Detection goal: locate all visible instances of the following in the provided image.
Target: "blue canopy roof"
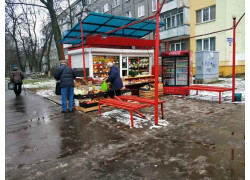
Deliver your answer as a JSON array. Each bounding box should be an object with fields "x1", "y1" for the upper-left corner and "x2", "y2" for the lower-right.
[{"x1": 60, "y1": 12, "x2": 166, "y2": 45}]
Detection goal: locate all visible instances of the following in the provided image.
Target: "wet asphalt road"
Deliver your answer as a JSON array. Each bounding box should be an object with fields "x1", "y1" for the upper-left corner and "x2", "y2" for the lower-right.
[{"x1": 5, "y1": 82, "x2": 245, "y2": 180}]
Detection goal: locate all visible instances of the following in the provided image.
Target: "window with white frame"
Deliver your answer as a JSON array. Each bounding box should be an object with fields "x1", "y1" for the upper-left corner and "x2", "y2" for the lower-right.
[
  {"x1": 138, "y1": 5, "x2": 145, "y2": 17},
  {"x1": 125, "y1": 11, "x2": 132, "y2": 18},
  {"x1": 196, "y1": 5, "x2": 216, "y2": 24},
  {"x1": 103, "y1": 3, "x2": 109, "y2": 13},
  {"x1": 161, "y1": 8, "x2": 183, "y2": 30},
  {"x1": 196, "y1": 37, "x2": 216, "y2": 51},
  {"x1": 170, "y1": 42, "x2": 186, "y2": 51},
  {"x1": 113, "y1": 0, "x2": 120, "y2": 8},
  {"x1": 152, "y1": 0, "x2": 157, "y2": 12}
]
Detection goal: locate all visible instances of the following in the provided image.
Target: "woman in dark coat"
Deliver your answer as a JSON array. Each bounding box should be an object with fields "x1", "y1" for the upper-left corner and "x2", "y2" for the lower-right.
[{"x1": 106, "y1": 62, "x2": 123, "y2": 97}]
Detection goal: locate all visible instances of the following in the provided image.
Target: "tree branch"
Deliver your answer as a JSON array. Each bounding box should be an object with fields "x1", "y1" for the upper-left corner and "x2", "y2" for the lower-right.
[{"x1": 5, "y1": 2, "x2": 47, "y2": 8}]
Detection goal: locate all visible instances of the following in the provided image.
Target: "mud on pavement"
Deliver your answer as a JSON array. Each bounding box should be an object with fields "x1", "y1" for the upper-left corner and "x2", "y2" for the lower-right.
[{"x1": 5, "y1": 92, "x2": 244, "y2": 180}]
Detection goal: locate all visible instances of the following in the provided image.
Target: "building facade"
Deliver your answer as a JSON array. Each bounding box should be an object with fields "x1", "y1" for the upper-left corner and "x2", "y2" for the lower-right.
[
  {"x1": 159, "y1": 0, "x2": 190, "y2": 54},
  {"x1": 189, "y1": 0, "x2": 245, "y2": 76}
]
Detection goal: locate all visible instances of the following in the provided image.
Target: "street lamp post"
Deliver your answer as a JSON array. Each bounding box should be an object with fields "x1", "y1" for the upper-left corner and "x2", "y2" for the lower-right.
[{"x1": 232, "y1": 16, "x2": 236, "y2": 102}]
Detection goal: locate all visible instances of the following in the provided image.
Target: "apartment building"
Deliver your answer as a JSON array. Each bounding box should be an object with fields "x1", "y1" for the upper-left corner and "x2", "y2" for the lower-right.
[
  {"x1": 159, "y1": 0, "x2": 190, "y2": 53},
  {"x1": 189, "y1": 0, "x2": 245, "y2": 76}
]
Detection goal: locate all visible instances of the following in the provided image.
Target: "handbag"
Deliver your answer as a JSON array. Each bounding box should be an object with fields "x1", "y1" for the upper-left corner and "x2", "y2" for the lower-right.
[
  {"x1": 55, "y1": 81, "x2": 61, "y2": 95},
  {"x1": 8, "y1": 82, "x2": 15, "y2": 90}
]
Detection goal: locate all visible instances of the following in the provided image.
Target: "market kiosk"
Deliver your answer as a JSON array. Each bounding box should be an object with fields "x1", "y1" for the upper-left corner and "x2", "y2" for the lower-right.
[{"x1": 60, "y1": 11, "x2": 165, "y2": 125}]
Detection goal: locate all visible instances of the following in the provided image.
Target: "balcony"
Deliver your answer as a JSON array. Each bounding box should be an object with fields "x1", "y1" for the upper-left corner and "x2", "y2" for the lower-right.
[
  {"x1": 161, "y1": 0, "x2": 189, "y2": 13},
  {"x1": 161, "y1": 0, "x2": 177, "y2": 13},
  {"x1": 160, "y1": 24, "x2": 190, "y2": 40}
]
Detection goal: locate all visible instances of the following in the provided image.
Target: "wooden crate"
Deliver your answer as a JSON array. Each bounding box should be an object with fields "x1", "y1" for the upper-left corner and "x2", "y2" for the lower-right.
[
  {"x1": 139, "y1": 87, "x2": 164, "y2": 98},
  {"x1": 75, "y1": 104, "x2": 109, "y2": 113},
  {"x1": 139, "y1": 90, "x2": 154, "y2": 98}
]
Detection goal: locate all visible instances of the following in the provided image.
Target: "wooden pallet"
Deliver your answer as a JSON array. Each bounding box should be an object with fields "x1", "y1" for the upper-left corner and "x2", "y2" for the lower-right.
[{"x1": 75, "y1": 104, "x2": 109, "y2": 113}]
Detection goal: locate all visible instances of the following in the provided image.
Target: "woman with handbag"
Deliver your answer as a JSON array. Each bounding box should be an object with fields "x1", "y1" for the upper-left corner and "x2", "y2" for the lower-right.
[{"x1": 10, "y1": 64, "x2": 24, "y2": 97}]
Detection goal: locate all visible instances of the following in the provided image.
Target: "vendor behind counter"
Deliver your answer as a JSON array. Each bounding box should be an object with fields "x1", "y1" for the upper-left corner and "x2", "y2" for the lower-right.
[{"x1": 106, "y1": 62, "x2": 123, "y2": 97}]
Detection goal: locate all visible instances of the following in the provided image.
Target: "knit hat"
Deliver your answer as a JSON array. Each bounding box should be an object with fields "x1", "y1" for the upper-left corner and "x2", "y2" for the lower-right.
[{"x1": 107, "y1": 62, "x2": 113, "y2": 67}]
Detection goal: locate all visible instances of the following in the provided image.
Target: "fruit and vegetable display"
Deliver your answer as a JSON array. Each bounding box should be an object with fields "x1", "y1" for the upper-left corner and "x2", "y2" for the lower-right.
[
  {"x1": 128, "y1": 57, "x2": 149, "y2": 76},
  {"x1": 93, "y1": 55, "x2": 119, "y2": 78},
  {"x1": 123, "y1": 76, "x2": 155, "y2": 85},
  {"x1": 74, "y1": 77, "x2": 108, "y2": 96}
]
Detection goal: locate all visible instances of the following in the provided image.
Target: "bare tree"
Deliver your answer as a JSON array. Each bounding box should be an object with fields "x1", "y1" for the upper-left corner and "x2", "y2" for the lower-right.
[
  {"x1": 5, "y1": 2, "x2": 24, "y2": 71},
  {"x1": 6, "y1": 0, "x2": 65, "y2": 61},
  {"x1": 40, "y1": 0, "x2": 63, "y2": 60}
]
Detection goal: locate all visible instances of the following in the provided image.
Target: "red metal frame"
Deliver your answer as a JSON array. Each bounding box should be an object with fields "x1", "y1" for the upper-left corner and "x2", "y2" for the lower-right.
[
  {"x1": 166, "y1": 41, "x2": 169, "y2": 52},
  {"x1": 80, "y1": 21, "x2": 87, "y2": 78},
  {"x1": 68, "y1": 55, "x2": 72, "y2": 68},
  {"x1": 154, "y1": 0, "x2": 160, "y2": 125},
  {"x1": 114, "y1": 96, "x2": 147, "y2": 119},
  {"x1": 118, "y1": 95, "x2": 165, "y2": 119},
  {"x1": 232, "y1": 17, "x2": 236, "y2": 102},
  {"x1": 85, "y1": 35, "x2": 155, "y2": 48},
  {"x1": 98, "y1": 98, "x2": 151, "y2": 127}
]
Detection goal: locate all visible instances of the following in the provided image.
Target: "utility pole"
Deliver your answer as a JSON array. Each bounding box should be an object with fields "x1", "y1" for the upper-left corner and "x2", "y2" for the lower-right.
[{"x1": 232, "y1": 16, "x2": 236, "y2": 102}]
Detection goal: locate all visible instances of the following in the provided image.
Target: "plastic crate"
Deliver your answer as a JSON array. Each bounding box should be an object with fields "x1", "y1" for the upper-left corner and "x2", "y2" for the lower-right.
[{"x1": 79, "y1": 101, "x2": 99, "y2": 108}]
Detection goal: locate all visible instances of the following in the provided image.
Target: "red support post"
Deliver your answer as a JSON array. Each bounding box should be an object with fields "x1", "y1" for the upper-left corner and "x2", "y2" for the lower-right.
[
  {"x1": 232, "y1": 17, "x2": 236, "y2": 102},
  {"x1": 68, "y1": 55, "x2": 72, "y2": 68},
  {"x1": 154, "y1": 0, "x2": 160, "y2": 125},
  {"x1": 161, "y1": 103, "x2": 164, "y2": 119},
  {"x1": 130, "y1": 111, "x2": 134, "y2": 127},
  {"x1": 80, "y1": 21, "x2": 87, "y2": 78},
  {"x1": 219, "y1": 92, "x2": 222, "y2": 103},
  {"x1": 98, "y1": 102, "x2": 101, "y2": 115},
  {"x1": 61, "y1": 44, "x2": 65, "y2": 60},
  {"x1": 166, "y1": 41, "x2": 169, "y2": 52}
]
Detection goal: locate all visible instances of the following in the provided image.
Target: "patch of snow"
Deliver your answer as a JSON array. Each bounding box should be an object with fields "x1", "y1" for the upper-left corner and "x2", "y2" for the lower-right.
[
  {"x1": 36, "y1": 89, "x2": 56, "y2": 97},
  {"x1": 101, "y1": 109, "x2": 169, "y2": 129},
  {"x1": 24, "y1": 80, "x2": 56, "y2": 89},
  {"x1": 187, "y1": 78, "x2": 245, "y2": 103}
]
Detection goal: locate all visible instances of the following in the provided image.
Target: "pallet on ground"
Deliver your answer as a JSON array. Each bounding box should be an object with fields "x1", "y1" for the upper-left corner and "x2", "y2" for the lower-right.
[{"x1": 75, "y1": 104, "x2": 108, "y2": 113}]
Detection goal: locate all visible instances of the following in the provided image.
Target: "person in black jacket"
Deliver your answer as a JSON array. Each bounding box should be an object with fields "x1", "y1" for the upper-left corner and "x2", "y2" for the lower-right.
[
  {"x1": 106, "y1": 62, "x2": 123, "y2": 97},
  {"x1": 54, "y1": 60, "x2": 76, "y2": 113}
]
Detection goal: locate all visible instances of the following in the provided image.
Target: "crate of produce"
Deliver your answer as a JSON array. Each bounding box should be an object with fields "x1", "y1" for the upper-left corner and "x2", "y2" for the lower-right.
[
  {"x1": 139, "y1": 90, "x2": 154, "y2": 98},
  {"x1": 79, "y1": 100, "x2": 99, "y2": 108},
  {"x1": 139, "y1": 85, "x2": 151, "y2": 91}
]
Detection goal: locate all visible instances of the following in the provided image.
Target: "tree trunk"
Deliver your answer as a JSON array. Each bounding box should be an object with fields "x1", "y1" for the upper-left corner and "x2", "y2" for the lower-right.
[
  {"x1": 45, "y1": 0, "x2": 63, "y2": 61},
  {"x1": 47, "y1": 33, "x2": 53, "y2": 77},
  {"x1": 67, "y1": 0, "x2": 73, "y2": 28}
]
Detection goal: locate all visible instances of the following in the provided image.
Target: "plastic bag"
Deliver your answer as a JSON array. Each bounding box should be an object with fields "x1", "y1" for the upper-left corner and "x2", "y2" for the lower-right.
[
  {"x1": 100, "y1": 81, "x2": 108, "y2": 92},
  {"x1": 8, "y1": 82, "x2": 15, "y2": 90}
]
